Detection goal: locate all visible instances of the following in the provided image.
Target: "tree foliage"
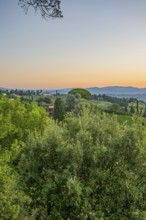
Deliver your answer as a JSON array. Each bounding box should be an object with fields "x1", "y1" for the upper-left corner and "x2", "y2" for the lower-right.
[
  {"x1": 1, "y1": 95, "x2": 146, "y2": 219},
  {"x1": 92, "y1": 94, "x2": 137, "y2": 108},
  {"x1": 65, "y1": 94, "x2": 81, "y2": 114},
  {"x1": 18, "y1": 0, "x2": 63, "y2": 18},
  {"x1": 0, "y1": 95, "x2": 50, "y2": 149},
  {"x1": 53, "y1": 97, "x2": 65, "y2": 121},
  {"x1": 110, "y1": 103, "x2": 120, "y2": 113},
  {"x1": 0, "y1": 95, "x2": 51, "y2": 219},
  {"x1": 18, "y1": 107, "x2": 146, "y2": 219},
  {"x1": 69, "y1": 88, "x2": 91, "y2": 100}
]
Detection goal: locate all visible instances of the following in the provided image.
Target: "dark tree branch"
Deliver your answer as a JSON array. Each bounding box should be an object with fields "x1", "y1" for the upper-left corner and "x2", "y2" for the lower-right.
[{"x1": 18, "y1": 0, "x2": 63, "y2": 19}]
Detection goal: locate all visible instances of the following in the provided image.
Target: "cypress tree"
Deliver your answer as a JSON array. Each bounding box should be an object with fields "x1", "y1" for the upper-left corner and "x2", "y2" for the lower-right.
[{"x1": 53, "y1": 98, "x2": 65, "y2": 121}]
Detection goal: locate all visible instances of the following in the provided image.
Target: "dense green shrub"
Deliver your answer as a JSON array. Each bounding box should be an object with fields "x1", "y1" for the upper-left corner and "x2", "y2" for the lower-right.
[
  {"x1": 18, "y1": 108, "x2": 146, "y2": 219},
  {"x1": 0, "y1": 95, "x2": 51, "y2": 219}
]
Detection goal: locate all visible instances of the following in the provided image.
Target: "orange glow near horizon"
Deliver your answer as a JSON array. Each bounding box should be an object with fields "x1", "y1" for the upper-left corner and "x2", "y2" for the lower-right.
[
  {"x1": 1, "y1": 59, "x2": 146, "y2": 89},
  {"x1": 1, "y1": 68, "x2": 146, "y2": 90},
  {"x1": 1, "y1": 49, "x2": 146, "y2": 89}
]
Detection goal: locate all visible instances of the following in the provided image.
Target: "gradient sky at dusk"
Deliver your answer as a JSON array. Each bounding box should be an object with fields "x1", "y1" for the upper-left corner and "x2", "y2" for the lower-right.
[{"x1": 1, "y1": 0, "x2": 146, "y2": 89}]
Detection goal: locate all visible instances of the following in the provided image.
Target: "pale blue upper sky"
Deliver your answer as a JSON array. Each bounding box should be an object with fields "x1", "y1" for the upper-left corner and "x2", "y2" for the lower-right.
[{"x1": 1, "y1": 0, "x2": 146, "y2": 89}]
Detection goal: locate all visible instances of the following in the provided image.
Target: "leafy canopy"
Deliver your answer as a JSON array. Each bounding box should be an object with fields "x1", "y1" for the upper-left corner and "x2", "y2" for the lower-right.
[
  {"x1": 18, "y1": 107, "x2": 146, "y2": 219},
  {"x1": 69, "y1": 88, "x2": 91, "y2": 100},
  {"x1": 0, "y1": 95, "x2": 51, "y2": 219},
  {"x1": 18, "y1": 0, "x2": 63, "y2": 18}
]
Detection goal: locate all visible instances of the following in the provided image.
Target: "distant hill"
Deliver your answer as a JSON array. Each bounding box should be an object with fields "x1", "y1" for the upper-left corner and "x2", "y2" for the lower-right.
[
  {"x1": 86, "y1": 86, "x2": 146, "y2": 95},
  {"x1": 0, "y1": 87, "x2": 8, "y2": 91},
  {"x1": 49, "y1": 86, "x2": 146, "y2": 95},
  {"x1": 48, "y1": 86, "x2": 146, "y2": 101}
]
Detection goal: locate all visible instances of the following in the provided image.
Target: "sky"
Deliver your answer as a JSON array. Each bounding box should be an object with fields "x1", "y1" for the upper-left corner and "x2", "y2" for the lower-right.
[{"x1": 0, "y1": 0, "x2": 146, "y2": 89}]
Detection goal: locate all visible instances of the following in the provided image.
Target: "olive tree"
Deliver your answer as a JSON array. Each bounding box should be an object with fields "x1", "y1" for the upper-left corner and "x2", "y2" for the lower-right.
[{"x1": 18, "y1": 108, "x2": 146, "y2": 219}]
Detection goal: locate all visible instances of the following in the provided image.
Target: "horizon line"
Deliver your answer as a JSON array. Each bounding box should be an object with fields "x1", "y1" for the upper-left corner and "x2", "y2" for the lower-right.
[{"x1": 1, "y1": 85, "x2": 146, "y2": 90}]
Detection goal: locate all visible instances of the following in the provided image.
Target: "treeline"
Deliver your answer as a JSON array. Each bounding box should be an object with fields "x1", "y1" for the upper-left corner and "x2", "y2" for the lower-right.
[
  {"x1": 0, "y1": 94, "x2": 146, "y2": 219},
  {"x1": 92, "y1": 94, "x2": 146, "y2": 116},
  {"x1": 92, "y1": 94, "x2": 138, "y2": 107},
  {"x1": 0, "y1": 89, "x2": 43, "y2": 96}
]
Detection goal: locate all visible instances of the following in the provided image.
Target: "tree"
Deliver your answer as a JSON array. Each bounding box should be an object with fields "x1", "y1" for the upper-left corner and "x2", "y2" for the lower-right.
[
  {"x1": 130, "y1": 105, "x2": 135, "y2": 114},
  {"x1": 18, "y1": 0, "x2": 63, "y2": 19},
  {"x1": 0, "y1": 96, "x2": 50, "y2": 149},
  {"x1": 143, "y1": 108, "x2": 146, "y2": 117},
  {"x1": 0, "y1": 95, "x2": 51, "y2": 219},
  {"x1": 65, "y1": 94, "x2": 79, "y2": 113},
  {"x1": 18, "y1": 108, "x2": 146, "y2": 219},
  {"x1": 53, "y1": 97, "x2": 65, "y2": 121},
  {"x1": 110, "y1": 103, "x2": 120, "y2": 113},
  {"x1": 69, "y1": 88, "x2": 91, "y2": 100},
  {"x1": 136, "y1": 100, "x2": 139, "y2": 114}
]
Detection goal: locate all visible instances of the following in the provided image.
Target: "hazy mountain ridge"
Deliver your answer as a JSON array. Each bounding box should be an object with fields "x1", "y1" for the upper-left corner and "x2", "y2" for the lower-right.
[
  {"x1": 50, "y1": 86, "x2": 146, "y2": 101},
  {"x1": 51, "y1": 86, "x2": 146, "y2": 95},
  {"x1": 0, "y1": 87, "x2": 9, "y2": 91},
  {"x1": 86, "y1": 86, "x2": 146, "y2": 95}
]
